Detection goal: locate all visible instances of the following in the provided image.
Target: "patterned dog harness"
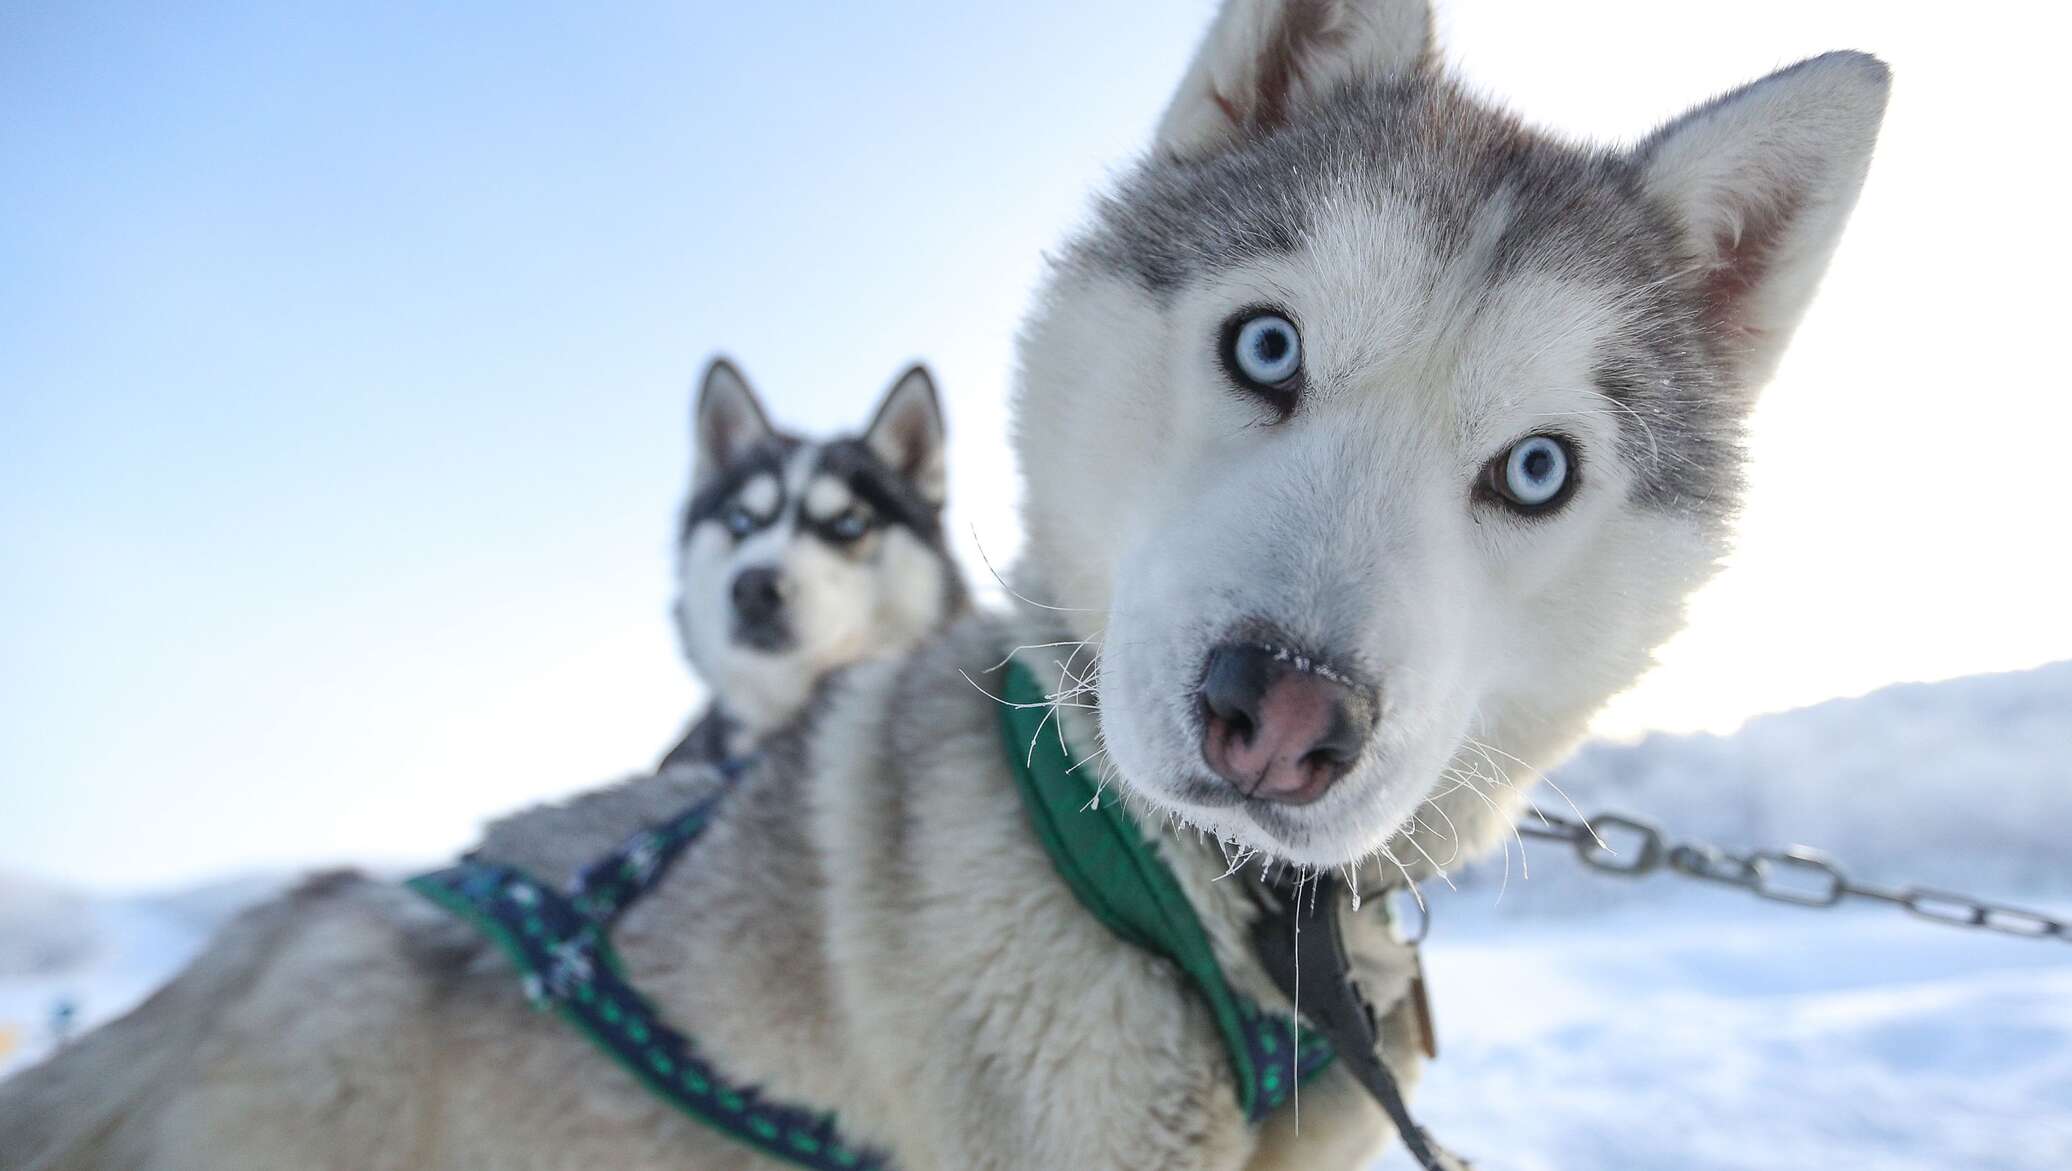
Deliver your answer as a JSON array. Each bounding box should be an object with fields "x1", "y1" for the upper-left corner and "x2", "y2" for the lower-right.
[
  {"x1": 408, "y1": 758, "x2": 890, "y2": 1170},
  {"x1": 410, "y1": 661, "x2": 1341, "y2": 1169}
]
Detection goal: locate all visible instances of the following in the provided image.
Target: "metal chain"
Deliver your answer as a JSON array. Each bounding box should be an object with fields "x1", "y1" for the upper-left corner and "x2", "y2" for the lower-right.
[{"x1": 1515, "y1": 810, "x2": 2070, "y2": 943}]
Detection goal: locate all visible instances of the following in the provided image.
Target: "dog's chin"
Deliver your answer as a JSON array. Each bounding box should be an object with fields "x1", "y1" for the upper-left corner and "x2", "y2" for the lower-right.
[
  {"x1": 1137, "y1": 771, "x2": 1425, "y2": 869},
  {"x1": 1099, "y1": 709, "x2": 1417, "y2": 869},
  {"x1": 709, "y1": 647, "x2": 817, "y2": 737}
]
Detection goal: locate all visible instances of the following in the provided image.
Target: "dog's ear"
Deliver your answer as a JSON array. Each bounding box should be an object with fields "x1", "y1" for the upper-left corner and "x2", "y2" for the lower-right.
[
  {"x1": 1638, "y1": 52, "x2": 1890, "y2": 391},
  {"x1": 693, "y1": 358, "x2": 775, "y2": 486},
  {"x1": 864, "y1": 365, "x2": 947, "y2": 507},
  {"x1": 1155, "y1": 0, "x2": 1432, "y2": 159}
]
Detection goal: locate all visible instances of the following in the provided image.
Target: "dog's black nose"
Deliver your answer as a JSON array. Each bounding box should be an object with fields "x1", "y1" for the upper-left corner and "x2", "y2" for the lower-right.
[
  {"x1": 730, "y1": 566, "x2": 787, "y2": 627},
  {"x1": 1197, "y1": 642, "x2": 1375, "y2": 805}
]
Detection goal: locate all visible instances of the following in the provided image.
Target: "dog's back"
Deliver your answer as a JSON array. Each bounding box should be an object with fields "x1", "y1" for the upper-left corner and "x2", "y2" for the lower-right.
[
  {"x1": 0, "y1": 873, "x2": 452, "y2": 1170},
  {"x1": 0, "y1": 617, "x2": 1267, "y2": 1171},
  {"x1": 0, "y1": 861, "x2": 792, "y2": 1171}
]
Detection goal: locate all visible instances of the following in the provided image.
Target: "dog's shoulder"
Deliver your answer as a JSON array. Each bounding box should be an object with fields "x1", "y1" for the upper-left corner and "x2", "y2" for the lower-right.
[{"x1": 469, "y1": 765, "x2": 726, "y2": 880}]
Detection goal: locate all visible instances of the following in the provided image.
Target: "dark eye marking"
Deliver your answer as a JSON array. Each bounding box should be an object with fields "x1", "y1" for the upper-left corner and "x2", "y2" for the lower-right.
[
  {"x1": 824, "y1": 507, "x2": 874, "y2": 542},
  {"x1": 722, "y1": 503, "x2": 761, "y2": 538},
  {"x1": 1217, "y1": 305, "x2": 1305, "y2": 419}
]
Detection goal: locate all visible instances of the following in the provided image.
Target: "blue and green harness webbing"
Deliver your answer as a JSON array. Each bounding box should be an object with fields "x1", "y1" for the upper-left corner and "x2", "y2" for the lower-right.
[{"x1": 408, "y1": 661, "x2": 1335, "y2": 1169}]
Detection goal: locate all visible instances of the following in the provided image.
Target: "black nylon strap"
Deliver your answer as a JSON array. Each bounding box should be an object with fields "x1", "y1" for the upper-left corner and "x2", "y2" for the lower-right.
[{"x1": 1251, "y1": 876, "x2": 1471, "y2": 1171}]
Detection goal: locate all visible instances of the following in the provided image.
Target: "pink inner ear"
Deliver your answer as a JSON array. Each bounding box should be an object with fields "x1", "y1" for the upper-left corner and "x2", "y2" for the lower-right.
[
  {"x1": 704, "y1": 398, "x2": 757, "y2": 465},
  {"x1": 712, "y1": 418, "x2": 740, "y2": 460},
  {"x1": 881, "y1": 410, "x2": 930, "y2": 480},
  {"x1": 1701, "y1": 189, "x2": 1802, "y2": 343},
  {"x1": 1212, "y1": 0, "x2": 1352, "y2": 136}
]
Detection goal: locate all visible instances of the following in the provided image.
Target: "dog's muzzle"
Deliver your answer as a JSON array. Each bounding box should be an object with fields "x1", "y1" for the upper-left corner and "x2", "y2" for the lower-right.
[{"x1": 729, "y1": 565, "x2": 793, "y2": 652}]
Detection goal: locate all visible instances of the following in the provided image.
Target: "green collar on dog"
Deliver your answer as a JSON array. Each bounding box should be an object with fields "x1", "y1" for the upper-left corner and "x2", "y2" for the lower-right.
[{"x1": 997, "y1": 659, "x2": 1334, "y2": 1121}]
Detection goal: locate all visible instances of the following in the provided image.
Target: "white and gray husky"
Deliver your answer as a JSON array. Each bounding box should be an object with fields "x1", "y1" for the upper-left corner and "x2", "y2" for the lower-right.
[
  {"x1": 0, "y1": 2, "x2": 1887, "y2": 1168},
  {"x1": 660, "y1": 359, "x2": 967, "y2": 769}
]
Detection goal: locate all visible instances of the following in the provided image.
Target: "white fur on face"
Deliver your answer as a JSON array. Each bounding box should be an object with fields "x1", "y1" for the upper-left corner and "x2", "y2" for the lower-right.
[
  {"x1": 802, "y1": 474, "x2": 854, "y2": 524},
  {"x1": 677, "y1": 446, "x2": 950, "y2": 736},
  {"x1": 1017, "y1": 197, "x2": 1721, "y2": 869},
  {"x1": 1008, "y1": 3, "x2": 1885, "y2": 872},
  {"x1": 738, "y1": 474, "x2": 781, "y2": 520}
]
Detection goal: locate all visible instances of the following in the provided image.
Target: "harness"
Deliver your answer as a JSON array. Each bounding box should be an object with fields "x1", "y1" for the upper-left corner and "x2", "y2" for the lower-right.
[
  {"x1": 408, "y1": 659, "x2": 1452, "y2": 1168},
  {"x1": 998, "y1": 661, "x2": 1337, "y2": 1119},
  {"x1": 409, "y1": 757, "x2": 890, "y2": 1170}
]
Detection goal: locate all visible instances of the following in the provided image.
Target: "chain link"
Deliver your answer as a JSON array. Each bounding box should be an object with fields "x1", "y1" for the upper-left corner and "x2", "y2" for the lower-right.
[{"x1": 1515, "y1": 810, "x2": 2070, "y2": 942}]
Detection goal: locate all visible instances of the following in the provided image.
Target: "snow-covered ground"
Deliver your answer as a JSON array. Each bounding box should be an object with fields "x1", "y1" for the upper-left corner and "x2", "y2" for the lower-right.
[
  {"x1": 1379, "y1": 660, "x2": 2072, "y2": 1169},
  {"x1": 0, "y1": 872, "x2": 286, "y2": 1075},
  {"x1": 4, "y1": 664, "x2": 2068, "y2": 1168},
  {"x1": 1377, "y1": 892, "x2": 2072, "y2": 1170}
]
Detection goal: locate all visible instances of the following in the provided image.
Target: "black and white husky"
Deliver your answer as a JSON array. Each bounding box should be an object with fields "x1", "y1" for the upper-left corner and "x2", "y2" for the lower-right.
[
  {"x1": 0, "y1": 3, "x2": 1888, "y2": 1168},
  {"x1": 660, "y1": 359, "x2": 967, "y2": 768}
]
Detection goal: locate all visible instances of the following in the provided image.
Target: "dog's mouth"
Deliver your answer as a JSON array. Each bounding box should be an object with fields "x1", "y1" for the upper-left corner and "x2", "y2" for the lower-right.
[
  {"x1": 731, "y1": 620, "x2": 795, "y2": 654},
  {"x1": 1088, "y1": 642, "x2": 1443, "y2": 866},
  {"x1": 1143, "y1": 752, "x2": 1444, "y2": 868}
]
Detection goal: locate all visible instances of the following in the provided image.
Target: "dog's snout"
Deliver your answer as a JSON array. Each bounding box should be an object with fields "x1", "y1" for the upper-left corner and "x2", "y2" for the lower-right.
[
  {"x1": 1197, "y1": 643, "x2": 1374, "y2": 805},
  {"x1": 730, "y1": 566, "x2": 787, "y2": 626}
]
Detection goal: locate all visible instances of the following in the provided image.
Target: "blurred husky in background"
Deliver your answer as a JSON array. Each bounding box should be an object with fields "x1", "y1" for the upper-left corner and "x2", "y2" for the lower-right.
[
  {"x1": 660, "y1": 359, "x2": 967, "y2": 768},
  {"x1": 0, "y1": 1, "x2": 1887, "y2": 1168}
]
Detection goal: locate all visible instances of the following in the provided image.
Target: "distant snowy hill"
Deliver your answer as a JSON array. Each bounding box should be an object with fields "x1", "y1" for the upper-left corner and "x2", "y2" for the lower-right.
[
  {"x1": 0, "y1": 875, "x2": 98, "y2": 977},
  {"x1": 5, "y1": 663, "x2": 2068, "y2": 1166},
  {"x1": 0, "y1": 870, "x2": 287, "y2": 1076},
  {"x1": 1389, "y1": 661, "x2": 2072, "y2": 1169},
  {"x1": 1456, "y1": 659, "x2": 2072, "y2": 914}
]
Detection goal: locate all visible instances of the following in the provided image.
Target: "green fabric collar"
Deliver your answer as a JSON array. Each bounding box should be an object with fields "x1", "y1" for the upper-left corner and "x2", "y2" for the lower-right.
[{"x1": 997, "y1": 659, "x2": 1332, "y2": 1120}]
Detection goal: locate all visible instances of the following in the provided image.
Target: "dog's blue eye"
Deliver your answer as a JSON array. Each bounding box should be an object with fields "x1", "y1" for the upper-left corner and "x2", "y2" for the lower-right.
[
  {"x1": 1489, "y1": 435, "x2": 1575, "y2": 512},
  {"x1": 1218, "y1": 310, "x2": 1301, "y2": 410},
  {"x1": 723, "y1": 506, "x2": 758, "y2": 537},
  {"x1": 1223, "y1": 310, "x2": 1303, "y2": 400},
  {"x1": 829, "y1": 511, "x2": 870, "y2": 541}
]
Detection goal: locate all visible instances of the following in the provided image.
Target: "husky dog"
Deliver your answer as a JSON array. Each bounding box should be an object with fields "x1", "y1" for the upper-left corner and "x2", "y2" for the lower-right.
[
  {"x1": 0, "y1": 2, "x2": 1888, "y2": 1168},
  {"x1": 660, "y1": 359, "x2": 968, "y2": 769}
]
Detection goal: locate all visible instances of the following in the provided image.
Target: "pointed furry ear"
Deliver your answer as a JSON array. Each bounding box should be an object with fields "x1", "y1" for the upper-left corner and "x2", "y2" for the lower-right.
[
  {"x1": 1155, "y1": 0, "x2": 1432, "y2": 159},
  {"x1": 864, "y1": 365, "x2": 947, "y2": 507},
  {"x1": 693, "y1": 358, "x2": 774, "y2": 485},
  {"x1": 1638, "y1": 52, "x2": 1891, "y2": 389}
]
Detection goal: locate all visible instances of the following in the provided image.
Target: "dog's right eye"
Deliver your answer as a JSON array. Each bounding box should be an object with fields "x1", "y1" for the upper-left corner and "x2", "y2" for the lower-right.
[
  {"x1": 1219, "y1": 308, "x2": 1304, "y2": 413},
  {"x1": 722, "y1": 505, "x2": 758, "y2": 538}
]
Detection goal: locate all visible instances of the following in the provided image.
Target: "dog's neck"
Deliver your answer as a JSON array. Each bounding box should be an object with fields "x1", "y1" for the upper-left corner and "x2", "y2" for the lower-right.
[
  {"x1": 999, "y1": 609, "x2": 1417, "y2": 1039},
  {"x1": 659, "y1": 702, "x2": 756, "y2": 770},
  {"x1": 1000, "y1": 600, "x2": 1448, "y2": 889}
]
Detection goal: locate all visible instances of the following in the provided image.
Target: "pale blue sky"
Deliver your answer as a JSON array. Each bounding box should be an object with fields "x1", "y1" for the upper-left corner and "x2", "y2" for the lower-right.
[{"x1": 5, "y1": 1, "x2": 2066, "y2": 890}]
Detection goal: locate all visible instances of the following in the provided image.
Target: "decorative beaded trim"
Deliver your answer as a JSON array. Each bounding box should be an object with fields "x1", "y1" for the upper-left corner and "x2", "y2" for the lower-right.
[{"x1": 409, "y1": 768, "x2": 889, "y2": 1171}]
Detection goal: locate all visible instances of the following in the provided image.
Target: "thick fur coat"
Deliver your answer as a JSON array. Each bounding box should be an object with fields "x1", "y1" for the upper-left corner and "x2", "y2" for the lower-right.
[{"x1": 0, "y1": 2, "x2": 1887, "y2": 1167}]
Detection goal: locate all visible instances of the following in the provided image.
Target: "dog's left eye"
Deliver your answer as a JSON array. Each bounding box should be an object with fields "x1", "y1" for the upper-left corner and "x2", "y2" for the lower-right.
[
  {"x1": 1220, "y1": 308, "x2": 1304, "y2": 409},
  {"x1": 828, "y1": 510, "x2": 871, "y2": 541},
  {"x1": 1483, "y1": 435, "x2": 1577, "y2": 514},
  {"x1": 723, "y1": 505, "x2": 759, "y2": 537}
]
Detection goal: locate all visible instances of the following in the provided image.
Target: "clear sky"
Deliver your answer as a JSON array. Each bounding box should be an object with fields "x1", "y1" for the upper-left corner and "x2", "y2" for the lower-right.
[{"x1": 4, "y1": 1, "x2": 2067, "y2": 891}]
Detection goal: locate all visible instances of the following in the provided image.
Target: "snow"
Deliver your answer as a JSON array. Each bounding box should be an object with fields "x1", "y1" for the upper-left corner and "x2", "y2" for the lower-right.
[
  {"x1": 4, "y1": 663, "x2": 2068, "y2": 1167},
  {"x1": 1376, "y1": 660, "x2": 2072, "y2": 1169},
  {"x1": 1373, "y1": 894, "x2": 2072, "y2": 1170},
  {"x1": 0, "y1": 873, "x2": 285, "y2": 1074}
]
